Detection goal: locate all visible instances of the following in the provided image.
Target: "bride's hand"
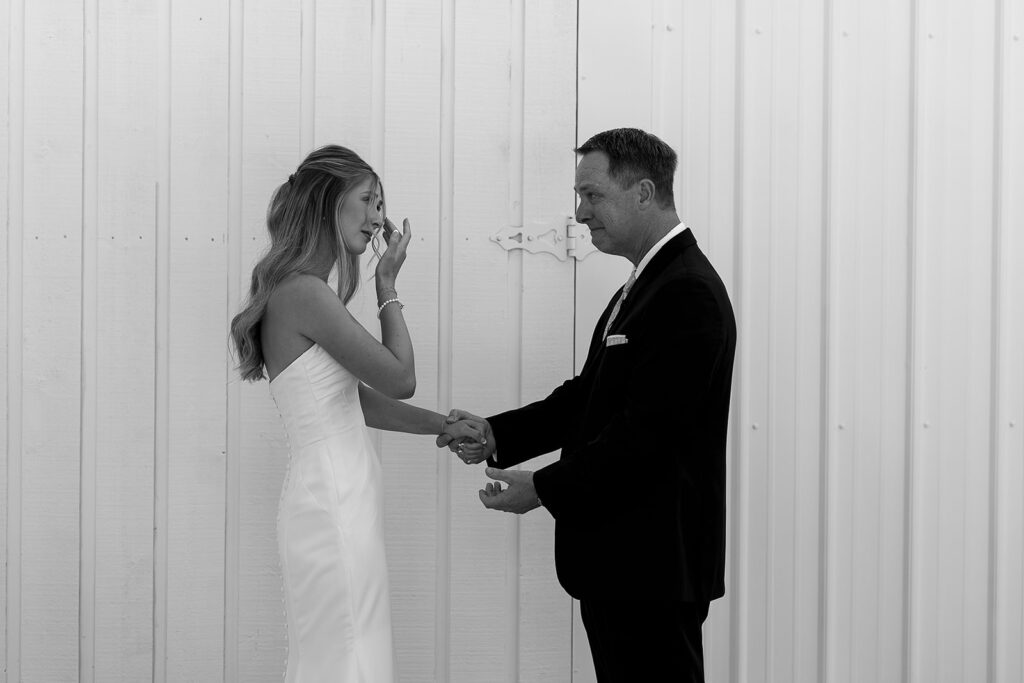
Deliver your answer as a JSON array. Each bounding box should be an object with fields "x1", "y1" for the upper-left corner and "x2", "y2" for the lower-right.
[
  {"x1": 443, "y1": 419, "x2": 487, "y2": 464},
  {"x1": 375, "y1": 218, "x2": 412, "y2": 289}
]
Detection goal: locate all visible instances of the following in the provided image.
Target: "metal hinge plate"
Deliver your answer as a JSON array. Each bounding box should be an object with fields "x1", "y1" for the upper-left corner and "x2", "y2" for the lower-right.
[{"x1": 491, "y1": 215, "x2": 599, "y2": 261}]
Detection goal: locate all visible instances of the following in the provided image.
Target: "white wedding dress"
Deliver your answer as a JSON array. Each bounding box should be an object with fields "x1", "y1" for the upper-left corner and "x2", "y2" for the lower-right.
[{"x1": 270, "y1": 343, "x2": 396, "y2": 682}]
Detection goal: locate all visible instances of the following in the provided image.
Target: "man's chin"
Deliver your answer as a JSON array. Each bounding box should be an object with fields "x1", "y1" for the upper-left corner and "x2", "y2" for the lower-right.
[{"x1": 589, "y1": 229, "x2": 611, "y2": 253}]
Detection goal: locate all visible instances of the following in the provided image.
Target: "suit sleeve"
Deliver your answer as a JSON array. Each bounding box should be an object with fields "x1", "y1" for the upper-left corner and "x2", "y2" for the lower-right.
[
  {"x1": 485, "y1": 374, "x2": 585, "y2": 469},
  {"x1": 531, "y1": 277, "x2": 730, "y2": 520}
]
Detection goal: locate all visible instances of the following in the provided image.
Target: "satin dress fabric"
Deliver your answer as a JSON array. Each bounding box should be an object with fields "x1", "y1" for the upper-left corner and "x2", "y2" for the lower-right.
[{"x1": 269, "y1": 343, "x2": 395, "y2": 682}]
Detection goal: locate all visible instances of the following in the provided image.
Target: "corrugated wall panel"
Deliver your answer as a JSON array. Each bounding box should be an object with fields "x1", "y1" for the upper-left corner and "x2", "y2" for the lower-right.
[
  {"x1": 994, "y1": 4, "x2": 1024, "y2": 683},
  {"x1": 19, "y1": 1, "x2": 83, "y2": 679},
  {"x1": 826, "y1": 0, "x2": 912, "y2": 681},
  {"x1": 0, "y1": 0, "x2": 11, "y2": 678},
  {"x1": 92, "y1": 1, "x2": 158, "y2": 679},
  {"x1": 911, "y1": 1, "x2": 997, "y2": 681},
  {"x1": 166, "y1": 2, "x2": 230, "y2": 680},
  {"x1": 737, "y1": 0, "x2": 827, "y2": 681}
]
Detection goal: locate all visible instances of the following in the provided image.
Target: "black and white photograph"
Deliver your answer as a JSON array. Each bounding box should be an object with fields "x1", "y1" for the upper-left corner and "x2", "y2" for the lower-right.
[{"x1": 1, "y1": 0, "x2": 1022, "y2": 681}]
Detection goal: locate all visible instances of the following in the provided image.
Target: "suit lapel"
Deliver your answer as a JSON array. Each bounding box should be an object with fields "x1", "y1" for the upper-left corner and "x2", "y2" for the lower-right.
[
  {"x1": 599, "y1": 229, "x2": 696, "y2": 337},
  {"x1": 580, "y1": 230, "x2": 697, "y2": 374}
]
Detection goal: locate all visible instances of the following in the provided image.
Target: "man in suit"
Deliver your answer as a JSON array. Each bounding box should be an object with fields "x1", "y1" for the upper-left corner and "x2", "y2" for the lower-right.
[{"x1": 441, "y1": 128, "x2": 736, "y2": 682}]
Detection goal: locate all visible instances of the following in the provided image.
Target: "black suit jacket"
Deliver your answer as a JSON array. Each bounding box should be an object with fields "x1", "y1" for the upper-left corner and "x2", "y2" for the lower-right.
[{"x1": 487, "y1": 229, "x2": 736, "y2": 601}]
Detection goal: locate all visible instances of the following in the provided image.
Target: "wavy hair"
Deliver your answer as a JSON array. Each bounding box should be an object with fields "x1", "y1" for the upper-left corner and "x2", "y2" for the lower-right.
[{"x1": 230, "y1": 144, "x2": 384, "y2": 381}]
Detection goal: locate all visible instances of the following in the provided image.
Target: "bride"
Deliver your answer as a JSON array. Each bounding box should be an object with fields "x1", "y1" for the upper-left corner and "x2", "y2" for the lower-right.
[{"x1": 230, "y1": 144, "x2": 483, "y2": 681}]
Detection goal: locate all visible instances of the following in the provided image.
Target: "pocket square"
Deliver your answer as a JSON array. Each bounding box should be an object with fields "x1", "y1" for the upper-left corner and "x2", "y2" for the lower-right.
[{"x1": 605, "y1": 334, "x2": 628, "y2": 347}]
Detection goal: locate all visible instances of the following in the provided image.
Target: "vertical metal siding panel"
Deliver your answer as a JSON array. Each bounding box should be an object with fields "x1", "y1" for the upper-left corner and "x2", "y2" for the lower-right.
[
  {"x1": 92, "y1": 2, "x2": 159, "y2": 680},
  {"x1": 79, "y1": 2, "x2": 98, "y2": 679},
  {"x1": 766, "y1": 1, "x2": 827, "y2": 680},
  {"x1": 374, "y1": 1, "x2": 444, "y2": 679},
  {"x1": 518, "y1": 0, "x2": 577, "y2": 680},
  {"x1": 654, "y1": 0, "x2": 684, "y2": 220},
  {"x1": 791, "y1": 3, "x2": 826, "y2": 681},
  {"x1": 237, "y1": 4, "x2": 301, "y2": 680},
  {"x1": 738, "y1": 0, "x2": 772, "y2": 678},
  {"x1": 152, "y1": 1, "x2": 171, "y2": 679},
  {"x1": 0, "y1": 0, "x2": 15, "y2": 678},
  {"x1": 299, "y1": 0, "x2": 314, "y2": 156},
  {"x1": 447, "y1": 0, "x2": 514, "y2": 679},
  {"x1": 876, "y1": 3, "x2": 915, "y2": 678},
  {"x1": 673, "y1": 0, "x2": 705, "y2": 243},
  {"x1": 166, "y1": 3, "x2": 230, "y2": 681},
  {"x1": 507, "y1": 2, "x2": 526, "y2": 679},
  {"x1": 224, "y1": 1, "x2": 243, "y2": 679},
  {"x1": 994, "y1": 1, "x2": 1024, "y2": 681},
  {"x1": 20, "y1": 1, "x2": 83, "y2": 678},
  {"x1": 911, "y1": 1, "x2": 996, "y2": 681},
  {"x1": 312, "y1": 1, "x2": 372, "y2": 148},
  {"x1": 827, "y1": 1, "x2": 913, "y2": 682}
]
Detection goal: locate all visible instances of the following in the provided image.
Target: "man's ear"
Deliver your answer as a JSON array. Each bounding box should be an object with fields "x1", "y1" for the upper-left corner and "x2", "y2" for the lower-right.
[{"x1": 637, "y1": 178, "x2": 657, "y2": 209}]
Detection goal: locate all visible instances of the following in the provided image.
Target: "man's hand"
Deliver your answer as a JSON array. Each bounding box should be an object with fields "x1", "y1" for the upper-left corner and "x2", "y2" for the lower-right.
[
  {"x1": 479, "y1": 467, "x2": 541, "y2": 514},
  {"x1": 437, "y1": 409, "x2": 496, "y2": 464}
]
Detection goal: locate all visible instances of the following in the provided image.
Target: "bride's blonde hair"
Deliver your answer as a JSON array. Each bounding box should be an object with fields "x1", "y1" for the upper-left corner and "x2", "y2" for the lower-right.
[{"x1": 230, "y1": 144, "x2": 384, "y2": 382}]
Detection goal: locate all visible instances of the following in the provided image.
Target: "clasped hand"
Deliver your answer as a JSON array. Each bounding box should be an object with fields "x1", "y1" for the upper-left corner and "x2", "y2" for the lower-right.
[
  {"x1": 439, "y1": 412, "x2": 490, "y2": 465},
  {"x1": 437, "y1": 410, "x2": 541, "y2": 514},
  {"x1": 437, "y1": 409, "x2": 494, "y2": 465}
]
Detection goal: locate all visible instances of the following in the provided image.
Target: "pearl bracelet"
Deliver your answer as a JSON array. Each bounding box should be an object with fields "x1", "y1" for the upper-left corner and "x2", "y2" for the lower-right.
[{"x1": 377, "y1": 297, "x2": 404, "y2": 318}]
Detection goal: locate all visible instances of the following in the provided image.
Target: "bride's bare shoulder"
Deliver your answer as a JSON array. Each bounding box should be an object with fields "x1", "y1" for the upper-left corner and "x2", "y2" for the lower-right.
[{"x1": 267, "y1": 274, "x2": 336, "y2": 315}]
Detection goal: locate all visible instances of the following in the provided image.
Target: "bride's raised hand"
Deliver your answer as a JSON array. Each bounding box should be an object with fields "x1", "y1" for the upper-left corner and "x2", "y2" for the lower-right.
[{"x1": 375, "y1": 218, "x2": 412, "y2": 289}]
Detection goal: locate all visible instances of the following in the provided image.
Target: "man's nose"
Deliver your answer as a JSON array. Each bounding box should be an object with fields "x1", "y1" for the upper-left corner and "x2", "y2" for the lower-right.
[{"x1": 575, "y1": 200, "x2": 590, "y2": 224}]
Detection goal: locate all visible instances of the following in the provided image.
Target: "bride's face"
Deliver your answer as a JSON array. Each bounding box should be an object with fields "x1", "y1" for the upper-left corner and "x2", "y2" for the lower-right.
[{"x1": 336, "y1": 176, "x2": 383, "y2": 255}]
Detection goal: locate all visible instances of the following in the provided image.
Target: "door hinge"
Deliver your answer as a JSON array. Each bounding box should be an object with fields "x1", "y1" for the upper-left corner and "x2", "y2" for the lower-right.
[{"x1": 491, "y1": 215, "x2": 599, "y2": 261}]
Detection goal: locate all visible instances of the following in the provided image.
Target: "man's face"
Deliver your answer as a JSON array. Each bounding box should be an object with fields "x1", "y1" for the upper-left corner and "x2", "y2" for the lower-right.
[{"x1": 573, "y1": 151, "x2": 639, "y2": 259}]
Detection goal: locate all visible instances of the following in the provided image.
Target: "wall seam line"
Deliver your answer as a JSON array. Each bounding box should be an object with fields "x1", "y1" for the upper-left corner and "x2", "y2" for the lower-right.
[
  {"x1": 506, "y1": 0, "x2": 525, "y2": 680},
  {"x1": 730, "y1": 0, "x2": 746, "y2": 680},
  {"x1": 224, "y1": 1, "x2": 244, "y2": 680},
  {"x1": 300, "y1": 0, "x2": 315, "y2": 154},
  {"x1": 79, "y1": 0, "x2": 99, "y2": 679},
  {"x1": 5, "y1": 0, "x2": 25, "y2": 678},
  {"x1": 818, "y1": 0, "x2": 834, "y2": 681},
  {"x1": 152, "y1": 1, "x2": 172, "y2": 680},
  {"x1": 436, "y1": 0, "x2": 455, "y2": 679},
  {"x1": 986, "y1": 0, "x2": 1006, "y2": 681},
  {"x1": 902, "y1": 0, "x2": 921, "y2": 680}
]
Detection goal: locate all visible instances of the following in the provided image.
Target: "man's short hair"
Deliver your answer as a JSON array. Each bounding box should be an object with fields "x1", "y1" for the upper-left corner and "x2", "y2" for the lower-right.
[{"x1": 575, "y1": 128, "x2": 677, "y2": 209}]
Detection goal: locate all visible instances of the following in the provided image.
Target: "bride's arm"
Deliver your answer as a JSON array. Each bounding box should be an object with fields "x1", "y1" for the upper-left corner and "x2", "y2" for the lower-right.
[
  {"x1": 289, "y1": 220, "x2": 417, "y2": 399},
  {"x1": 358, "y1": 383, "x2": 483, "y2": 443}
]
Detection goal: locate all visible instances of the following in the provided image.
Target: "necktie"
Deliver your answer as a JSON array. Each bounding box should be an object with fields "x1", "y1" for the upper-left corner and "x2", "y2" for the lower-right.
[{"x1": 603, "y1": 269, "x2": 636, "y2": 340}]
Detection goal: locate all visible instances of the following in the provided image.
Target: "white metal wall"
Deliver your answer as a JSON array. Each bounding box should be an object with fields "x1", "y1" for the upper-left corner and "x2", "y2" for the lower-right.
[{"x1": 2, "y1": 1, "x2": 1023, "y2": 683}]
